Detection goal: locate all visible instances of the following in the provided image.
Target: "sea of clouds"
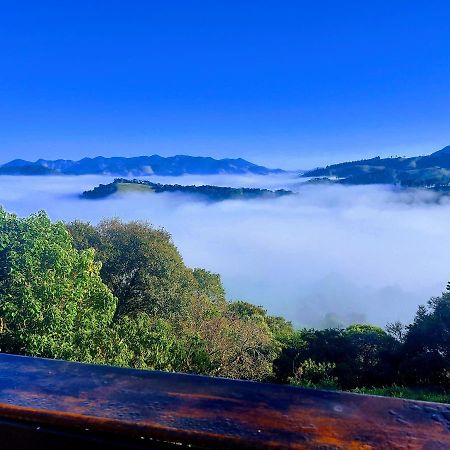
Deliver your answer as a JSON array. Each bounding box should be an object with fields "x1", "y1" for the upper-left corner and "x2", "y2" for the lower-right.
[{"x1": 1, "y1": 173, "x2": 450, "y2": 329}]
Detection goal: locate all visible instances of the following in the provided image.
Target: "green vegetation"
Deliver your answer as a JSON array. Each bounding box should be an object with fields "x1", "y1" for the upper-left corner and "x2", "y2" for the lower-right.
[
  {"x1": 0, "y1": 210, "x2": 116, "y2": 362},
  {"x1": 0, "y1": 208, "x2": 448, "y2": 403},
  {"x1": 302, "y1": 145, "x2": 450, "y2": 190},
  {"x1": 351, "y1": 386, "x2": 450, "y2": 403},
  {"x1": 82, "y1": 178, "x2": 293, "y2": 201}
]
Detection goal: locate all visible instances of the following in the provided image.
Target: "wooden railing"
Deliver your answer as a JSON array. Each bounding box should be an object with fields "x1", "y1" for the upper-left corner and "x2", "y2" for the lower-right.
[{"x1": 0, "y1": 353, "x2": 448, "y2": 449}]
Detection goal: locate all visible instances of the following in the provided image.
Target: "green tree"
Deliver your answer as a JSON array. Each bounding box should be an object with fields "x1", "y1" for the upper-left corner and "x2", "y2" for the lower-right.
[
  {"x1": 274, "y1": 325, "x2": 398, "y2": 389},
  {"x1": 65, "y1": 220, "x2": 101, "y2": 252},
  {"x1": 288, "y1": 359, "x2": 338, "y2": 389},
  {"x1": 0, "y1": 210, "x2": 116, "y2": 361},
  {"x1": 192, "y1": 268, "x2": 226, "y2": 304},
  {"x1": 400, "y1": 291, "x2": 450, "y2": 388},
  {"x1": 342, "y1": 324, "x2": 398, "y2": 388},
  {"x1": 94, "y1": 313, "x2": 184, "y2": 371},
  {"x1": 67, "y1": 219, "x2": 196, "y2": 320}
]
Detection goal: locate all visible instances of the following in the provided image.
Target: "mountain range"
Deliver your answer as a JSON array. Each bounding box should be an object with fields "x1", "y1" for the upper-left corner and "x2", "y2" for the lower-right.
[
  {"x1": 5, "y1": 146, "x2": 450, "y2": 188},
  {"x1": 0, "y1": 155, "x2": 283, "y2": 176},
  {"x1": 303, "y1": 145, "x2": 450, "y2": 189}
]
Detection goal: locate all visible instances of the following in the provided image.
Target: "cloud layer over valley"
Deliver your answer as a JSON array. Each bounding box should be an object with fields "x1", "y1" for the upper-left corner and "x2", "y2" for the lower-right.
[{"x1": 2, "y1": 174, "x2": 449, "y2": 329}]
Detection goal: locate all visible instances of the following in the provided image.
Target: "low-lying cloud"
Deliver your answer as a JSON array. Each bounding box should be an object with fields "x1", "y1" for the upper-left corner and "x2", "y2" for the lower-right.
[{"x1": 2, "y1": 174, "x2": 450, "y2": 329}]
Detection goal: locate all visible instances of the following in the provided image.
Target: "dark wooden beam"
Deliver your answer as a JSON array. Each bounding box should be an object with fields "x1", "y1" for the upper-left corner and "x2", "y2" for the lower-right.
[{"x1": 0, "y1": 353, "x2": 448, "y2": 449}]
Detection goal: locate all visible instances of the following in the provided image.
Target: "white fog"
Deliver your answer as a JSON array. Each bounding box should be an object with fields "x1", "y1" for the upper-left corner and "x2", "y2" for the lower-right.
[{"x1": 1, "y1": 174, "x2": 449, "y2": 329}]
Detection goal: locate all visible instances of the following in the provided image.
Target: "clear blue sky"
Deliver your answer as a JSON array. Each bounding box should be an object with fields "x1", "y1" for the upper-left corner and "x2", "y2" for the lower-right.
[{"x1": 1, "y1": 1, "x2": 450, "y2": 169}]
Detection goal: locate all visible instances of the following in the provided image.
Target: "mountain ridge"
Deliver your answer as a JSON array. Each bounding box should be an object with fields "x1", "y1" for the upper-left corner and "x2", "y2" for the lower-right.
[
  {"x1": 302, "y1": 146, "x2": 450, "y2": 188},
  {"x1": 0, "y1": 155, "x2": 284, "y2": 176}
]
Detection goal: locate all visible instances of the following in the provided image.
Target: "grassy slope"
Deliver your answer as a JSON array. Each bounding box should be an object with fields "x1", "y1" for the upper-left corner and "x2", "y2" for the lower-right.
[{"x1": 115, "y1": 183, "x2": 155, "y2": 194}]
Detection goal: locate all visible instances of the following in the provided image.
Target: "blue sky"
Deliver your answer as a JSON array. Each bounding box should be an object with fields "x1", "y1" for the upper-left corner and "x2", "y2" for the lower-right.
[{"x1": 1, "y1": 1, "x2": 450, "y2": 169}]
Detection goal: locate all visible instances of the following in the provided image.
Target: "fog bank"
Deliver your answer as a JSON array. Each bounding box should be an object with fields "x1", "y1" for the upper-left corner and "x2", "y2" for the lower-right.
[{"x1": 1, "y1": 174, "x2": 449, "y2": 328}]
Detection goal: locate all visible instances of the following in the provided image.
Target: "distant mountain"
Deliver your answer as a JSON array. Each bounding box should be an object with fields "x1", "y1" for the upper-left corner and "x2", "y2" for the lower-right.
[
  {"x1": 302, "y1": 146, "x2": 450, "y2": 189},
  {"x1": 82, "y1": 178, "x2": 293, "y2": 201},
  {"x1": 0, "y1": 155, "x2": 284, "y2": 176}
]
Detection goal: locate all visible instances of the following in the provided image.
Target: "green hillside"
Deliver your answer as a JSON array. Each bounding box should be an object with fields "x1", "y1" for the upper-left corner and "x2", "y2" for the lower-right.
[
  {"x1": 303, "y1": 146, "x2": 450, "y2": 189},
  {"x1": 82, "y1": 178, "x2": 293, "y2": 201}
]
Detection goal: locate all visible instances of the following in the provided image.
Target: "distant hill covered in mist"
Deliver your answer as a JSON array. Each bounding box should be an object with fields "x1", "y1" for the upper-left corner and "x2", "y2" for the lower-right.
[
  {"x1": 82, "y1": 178, "x2": 293, "y2": 201},
  {"x1": 303, "y1": 146, "x2": 450, "y2": 190},
  {"x1": 0, "y1": 155, "x2": 284, "y2": 176}
]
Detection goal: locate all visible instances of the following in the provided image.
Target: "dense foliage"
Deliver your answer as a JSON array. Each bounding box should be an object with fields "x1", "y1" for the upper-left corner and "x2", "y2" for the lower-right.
[
  {"x1": 0, "y1": 210, "x2": 116, "y2": 361},
  {"x1": 0, "y1": 209, "x2": 448, "y2": 402},
  {"x1": 82, "y1": 179, "x2": 292, "y2": 201}
]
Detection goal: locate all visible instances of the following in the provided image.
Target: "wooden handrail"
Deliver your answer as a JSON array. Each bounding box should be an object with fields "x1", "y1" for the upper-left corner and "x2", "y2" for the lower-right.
[{"x1": 0, "y1": 353, "x2": 448, "y2": 449}]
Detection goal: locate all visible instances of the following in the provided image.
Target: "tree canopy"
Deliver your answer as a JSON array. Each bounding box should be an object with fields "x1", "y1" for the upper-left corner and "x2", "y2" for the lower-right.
[{"x1": 0, "y1": 210, "x2": 116, "y2": 361}]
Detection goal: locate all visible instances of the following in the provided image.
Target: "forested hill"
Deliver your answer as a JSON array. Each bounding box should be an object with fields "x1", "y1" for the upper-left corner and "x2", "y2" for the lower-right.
[
  {"x1": 82, "y1": 178, "x2": 293, "y2": 201},
  {"x1": 302, "y1": 145, "x2": 450, "y2": 188},
  {"x1": 0, "y1": 155, "x2": 284, "y2": 176}
]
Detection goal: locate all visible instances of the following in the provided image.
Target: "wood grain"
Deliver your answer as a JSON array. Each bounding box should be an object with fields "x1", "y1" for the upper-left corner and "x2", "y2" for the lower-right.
[{"x1": 0, "y1": 353, "x2": 447, "y2": 449}]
